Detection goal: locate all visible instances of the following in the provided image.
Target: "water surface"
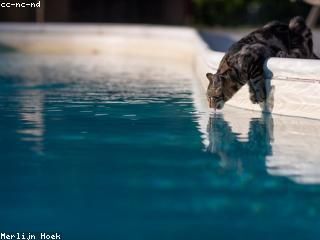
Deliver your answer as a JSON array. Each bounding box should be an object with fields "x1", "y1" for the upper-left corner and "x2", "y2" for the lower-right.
[{"x1": 1, "y1": 53, "x2": 320, "y2": 240}]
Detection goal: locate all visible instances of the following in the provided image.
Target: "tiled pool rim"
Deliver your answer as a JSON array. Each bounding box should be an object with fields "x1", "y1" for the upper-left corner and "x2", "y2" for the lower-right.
[{"x1": 1, "y1": 23, "x2": 320, "y2": 119}]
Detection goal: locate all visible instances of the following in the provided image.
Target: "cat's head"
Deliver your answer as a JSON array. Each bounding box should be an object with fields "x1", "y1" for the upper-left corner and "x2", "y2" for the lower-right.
[{"x1": 206, "y1": 73, "x2": 225, "y2": 110}]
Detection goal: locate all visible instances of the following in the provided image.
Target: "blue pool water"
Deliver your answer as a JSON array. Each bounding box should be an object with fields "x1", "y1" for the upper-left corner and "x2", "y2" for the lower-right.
[{"x1": 1, "y1": 53, "x2": 320, "y2": 240}]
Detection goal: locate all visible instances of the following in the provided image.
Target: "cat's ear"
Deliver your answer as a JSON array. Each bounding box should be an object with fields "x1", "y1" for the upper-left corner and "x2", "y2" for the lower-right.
[
  {"x1": 206, "y1": 73, "x2": 215, "y2": 82},
  {"x1": 289, "y1": 16, "x2": 306, "y2": 33}
]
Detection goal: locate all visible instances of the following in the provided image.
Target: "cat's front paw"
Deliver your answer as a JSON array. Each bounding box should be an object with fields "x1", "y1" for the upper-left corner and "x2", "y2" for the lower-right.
[
  {"x1": 250, "y1": 93, "x2": 259, "y2": 104},
  {"x1": 250, "y1": 90, "x2": 266, "y2": 104}
]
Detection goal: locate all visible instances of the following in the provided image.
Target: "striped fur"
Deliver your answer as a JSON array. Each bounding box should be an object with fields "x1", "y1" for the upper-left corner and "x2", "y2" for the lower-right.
[{"x1": 206, "y1": 16, "x2": 319, "y2": 109}]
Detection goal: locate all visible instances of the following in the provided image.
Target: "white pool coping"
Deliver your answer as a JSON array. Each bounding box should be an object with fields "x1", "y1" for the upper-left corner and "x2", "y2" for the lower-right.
[{"x1": 0, "y1": 23, "x2": 320, "y2": 120}]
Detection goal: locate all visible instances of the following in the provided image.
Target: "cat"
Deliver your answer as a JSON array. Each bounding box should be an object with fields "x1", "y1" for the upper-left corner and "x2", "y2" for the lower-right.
[{"x1": 206, "y1": 16, "x2": 319, "y2": 110}]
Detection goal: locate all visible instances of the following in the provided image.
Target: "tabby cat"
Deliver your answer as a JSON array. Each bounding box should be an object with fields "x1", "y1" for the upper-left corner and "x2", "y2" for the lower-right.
[{"x1": 206, "y1": 16, "x2": 319, "y2": 110}]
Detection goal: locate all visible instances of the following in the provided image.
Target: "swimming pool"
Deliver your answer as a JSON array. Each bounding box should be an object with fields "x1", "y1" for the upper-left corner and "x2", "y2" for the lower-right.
[{"x1": 1, "y1": 25, "x2": 320, "y2": 239}]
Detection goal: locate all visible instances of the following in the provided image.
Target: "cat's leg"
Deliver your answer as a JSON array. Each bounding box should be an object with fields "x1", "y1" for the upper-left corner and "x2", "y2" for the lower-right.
[
  {"x1": 248, "y1": 74, "x2": 266, "y2": 104},
  {"x1": 239, "y1": 44, "x2": 267, "y2": 104},
  {"x1": 248, "y1": 79, "x2": 257, "y2": 103},
  {"x1": 247, "y1": 52, "x2": 266, "y2": 104}
]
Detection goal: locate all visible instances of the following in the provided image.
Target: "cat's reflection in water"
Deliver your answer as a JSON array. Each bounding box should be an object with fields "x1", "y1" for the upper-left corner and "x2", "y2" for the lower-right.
[{"x1": 206, "y1": 113, "x2": 274, "y2": 173}]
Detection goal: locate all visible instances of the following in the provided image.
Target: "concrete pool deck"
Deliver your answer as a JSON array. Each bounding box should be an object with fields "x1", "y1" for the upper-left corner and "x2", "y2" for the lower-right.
[{"x1": 0, "y1": 23, "x2": 320, "y2": 120}]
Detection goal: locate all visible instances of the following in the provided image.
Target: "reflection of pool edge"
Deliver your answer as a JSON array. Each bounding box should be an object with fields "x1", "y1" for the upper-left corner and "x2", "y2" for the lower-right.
[{"x1": 198, "y1": 104, "x2": 320, "y2": 185}]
